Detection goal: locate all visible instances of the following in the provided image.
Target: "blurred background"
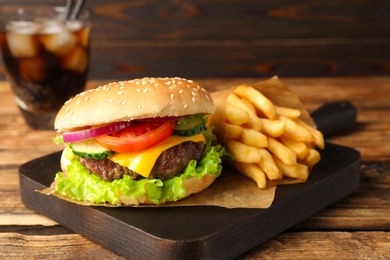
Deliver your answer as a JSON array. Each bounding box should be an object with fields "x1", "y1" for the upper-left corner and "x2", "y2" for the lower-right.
[{"x1": 1, "y1": 0, "x2": 389, "y2": 80}]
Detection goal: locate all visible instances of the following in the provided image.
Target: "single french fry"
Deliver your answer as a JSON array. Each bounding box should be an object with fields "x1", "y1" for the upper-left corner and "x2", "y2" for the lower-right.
[
  {"x1": 267, "y1": 137, "x2": 297, "y2": 165},
  {"x1": 275, "y1": 106, "x2": 301, "y2": 119},
  {"x1": 239, "y1": 127, "x2": 268, "y2": 148},
  {"x1": 227, "y1": 93, "x2": 250, "y2": 112},
  {"x1": 303, "y1": 149, "x2": 321, "y2": 167},
  {"x1": 273, "y1": 156, "x2": 309, "y2": 180},
  {"x1": 233, "y1": 85, "x2": 276, "y2": 119},
  {"x1": 260, "y1": 118, "x2": 286, "y2": 137},
  {"x1": 240, "y1": 97, "x2": 257, "y2": 114},
  {"x1": 244, "y1": 115, "x2": 262, "y2": 132},
  {"x1": 279, "y1": 116, "x2": 314, "y2": 143},
  {"x1": 279, "y1": 135, "x2": 310, "y2": 161},
  {"x1": 225, "y1": 103, "x2": 249, "y2": 125},
  {"x1": 224, "y1": 123, "x2": 242, "y2": 139},
  {"x1": 234, "y1": 162, "x2": 267, "y2": 189},
  {"x1": 258, "y1": 148, "x2": 282, "y2": 180},
  {"x1": 226, "y1": 139, "x2": 261, "y2": 163},
  {"x1": 227, "y1": 93, "x2": 262, "y2": 131},
  {"x1": 296, "y1": 119, "x2": 325, "y2": 149}
]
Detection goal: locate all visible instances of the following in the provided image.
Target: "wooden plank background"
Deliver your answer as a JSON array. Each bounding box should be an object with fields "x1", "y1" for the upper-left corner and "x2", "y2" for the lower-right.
[{"x1": 0, "y1": 0, "x2": 389, "y2": 79}]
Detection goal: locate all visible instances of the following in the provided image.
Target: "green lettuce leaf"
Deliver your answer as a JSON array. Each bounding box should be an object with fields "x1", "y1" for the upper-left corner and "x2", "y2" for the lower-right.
[{"x1": 54, "y1": 130, "x2": 225, "y2": 205}]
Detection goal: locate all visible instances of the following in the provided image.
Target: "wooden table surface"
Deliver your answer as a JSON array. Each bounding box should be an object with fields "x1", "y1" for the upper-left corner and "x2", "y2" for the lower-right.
[{"x1": 0, "y1": 77, "x2": 389, "y2": 259}]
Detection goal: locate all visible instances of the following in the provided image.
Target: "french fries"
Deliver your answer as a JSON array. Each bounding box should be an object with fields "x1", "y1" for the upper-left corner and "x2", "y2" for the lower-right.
[
  {"x1": 267, "y1": 137, "x2": 296, "y2": 166},
  {"x1": 233, "y1": 85, "x2": 277, "y2": 119},
  {"x1": 225, "y1": 103, "x2": 249, "y2": 125},
  {"x1": 226, "y1": 140, "x2": 261, "y2": 163},
  {"x1": 234, "y1": 162, "x2": 267, "y2": 189},
  {"x1": 239, "y1": 128, "x2": 268, "y2": 148},
  {"x1": 220, "y1": 81, "x2": 325, "y2": 189}
]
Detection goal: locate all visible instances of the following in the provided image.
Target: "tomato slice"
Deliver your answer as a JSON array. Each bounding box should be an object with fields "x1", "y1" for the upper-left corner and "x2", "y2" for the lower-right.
[{"x1": 95, "y1": 121, "x2": 175, "y2": 153}]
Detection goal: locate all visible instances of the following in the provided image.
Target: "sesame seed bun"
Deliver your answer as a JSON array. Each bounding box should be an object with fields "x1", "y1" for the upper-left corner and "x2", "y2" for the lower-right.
[{"x1": 54, "y1": 77, "x2": 215, "y2": 131}]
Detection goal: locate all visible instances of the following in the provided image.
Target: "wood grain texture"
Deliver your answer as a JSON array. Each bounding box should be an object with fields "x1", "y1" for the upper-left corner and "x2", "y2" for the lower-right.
[
  {"x1": 241, "y1": 231, "x2": 390, "y2": 259},
  {"x1": 0, "y1": 0, "x2": 389, "y2": 78},
  {"x1": 0, "y1": 76, "x2": 389, "y2": 259},
  {"x1": 0, "y1": 232, "x2": 123, "y2": 259},
  {"x1": 0, "y1": 231, "x2": 389, "y2": 259}
]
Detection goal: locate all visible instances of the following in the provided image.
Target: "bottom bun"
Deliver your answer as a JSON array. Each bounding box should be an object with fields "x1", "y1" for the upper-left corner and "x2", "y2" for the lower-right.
[{"x1": 57, "y1": 149, "x2": 217, "y2": 206}]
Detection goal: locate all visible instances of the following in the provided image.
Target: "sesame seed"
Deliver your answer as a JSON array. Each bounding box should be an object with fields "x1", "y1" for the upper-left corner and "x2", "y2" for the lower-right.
[
  {"x1": 192, "y1": 91, "x2": 196, "y2": 96},
  {"x1": 184, "y1": 104, "x2": 188, "y2": 109},
  {"x1": 137, "y1": 104, "x2": 142, "y2": 109},
  {"x1": 144, "y1": 89, "x2": 149, "y2": 93},
  {"x1": 136, "y1": 81, "x2": 140, "y2": 85},
  {"x1": 76, "y1": 100, "x2": 81, "y2": 105},
  {"x1": 179, "y1": 90, "x2": 183, "y2": 94},
  {"x1": 188, "y1": 80, "x2": 193, "y2": 83},
  {"x1": 117, "y1": 91, "x2": 123, "y2": 95},
  {"x1": 108, "y1": 99, "x2": 114, "y2": 103},
  {"x1": 205, "y1": 95, "x2": 210, "y2": 100},
  {"x1": 165, "y1": 81, "x2": 171, "y2": 85},
  {"x1": 136, "y1": 88, "x2": 141, "y2": 93},
  {"x1": 121, "y1": 101, "x2": 127, "y2": 105},
  {"x1": 170, "y1": 94, "x2": 175, "y2": 100},
  {"x1": 66, "y1": 107, "x2": 70, "y2": 113},
  {"x1": 154, "y1": 83, "x2": 160, "y2": 87},
  {"x1": 192, "y1": 97, "x2": 196, "y2": 103},
  {"x1": 85, "y1": 97, "x2": 89, "y2": 102}
]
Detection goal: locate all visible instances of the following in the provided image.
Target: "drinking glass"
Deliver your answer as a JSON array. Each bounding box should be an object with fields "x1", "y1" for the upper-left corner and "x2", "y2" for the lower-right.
[{"x1": 0, "y1": 5, "x2": 90, "y2": 129}]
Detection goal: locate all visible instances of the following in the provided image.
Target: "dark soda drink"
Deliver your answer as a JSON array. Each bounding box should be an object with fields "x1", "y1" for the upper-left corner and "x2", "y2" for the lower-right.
[{"x1": 0, "y1": 6, "x2": 90, "y2": 129}]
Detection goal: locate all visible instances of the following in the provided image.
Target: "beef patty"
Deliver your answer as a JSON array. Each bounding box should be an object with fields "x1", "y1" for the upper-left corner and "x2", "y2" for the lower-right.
[{"x1": 79, "y1": 141, "x2": 205, "y2": 181}]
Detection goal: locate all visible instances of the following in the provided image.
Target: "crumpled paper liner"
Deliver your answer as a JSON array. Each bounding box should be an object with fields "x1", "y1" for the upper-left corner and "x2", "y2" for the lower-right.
[{"x1": 40, "y1": 76, "x2": 315, "y2": 209}]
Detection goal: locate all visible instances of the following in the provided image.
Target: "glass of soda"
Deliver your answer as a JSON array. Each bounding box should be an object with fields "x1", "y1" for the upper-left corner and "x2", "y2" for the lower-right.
[{"x1": 0, "y1": 5, "x2": 90, "y2": 130}]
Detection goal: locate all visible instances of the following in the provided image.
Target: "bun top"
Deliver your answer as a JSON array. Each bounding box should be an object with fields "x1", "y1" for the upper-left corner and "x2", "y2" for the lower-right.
[{"x1": 54, "y1": 77, "x2": 215, "y2": 131}]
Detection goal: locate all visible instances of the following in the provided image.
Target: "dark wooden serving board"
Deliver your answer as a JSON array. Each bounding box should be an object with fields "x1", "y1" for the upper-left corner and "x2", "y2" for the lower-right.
[{"x1": 19, "y1": 142, "x2": 360, "y2": 260}]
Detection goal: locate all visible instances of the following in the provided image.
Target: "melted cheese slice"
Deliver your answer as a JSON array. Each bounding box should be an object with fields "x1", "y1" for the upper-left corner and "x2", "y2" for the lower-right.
[{"x1": 108, "y1": 134, "x2": 206, "y2": 178}]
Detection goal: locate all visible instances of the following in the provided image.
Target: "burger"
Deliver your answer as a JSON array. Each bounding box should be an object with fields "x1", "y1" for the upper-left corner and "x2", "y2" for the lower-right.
[{"x1": 51, "y1": 77, "x2": 225, "y2": 206}]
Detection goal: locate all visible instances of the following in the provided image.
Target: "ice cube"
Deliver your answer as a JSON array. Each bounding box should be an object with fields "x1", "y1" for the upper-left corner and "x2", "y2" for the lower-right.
[
  {"x1": 39, "y1": 22, "x2": 76, "y2": 57},
  {"x1": 66, "y1": 20, "x2": 84, "y2": 32},
  {"x1": 61, "y1": 46, "x2": 88, "y2": 73},
  {"x1": 65, "y1": 21, "x2": 89, "y2": 47},
  {"x1": 6, "y1": 21, "x2": 40, "y2": 35},
  {"x1": 6, "y1": 32, "x2": 40, "y2": 58},
  {"x1": 76, "y1": 26, "x2": 90, "y2": 48},
  {"x1": 19, "y1": 56, "x2": 48, "y2": 82}
]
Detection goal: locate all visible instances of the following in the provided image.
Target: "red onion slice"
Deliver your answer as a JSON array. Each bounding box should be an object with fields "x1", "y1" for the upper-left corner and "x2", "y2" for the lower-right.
[{"x1": 63, "y1": 121, "x2": 132, "y2": 143}]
